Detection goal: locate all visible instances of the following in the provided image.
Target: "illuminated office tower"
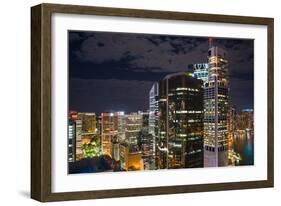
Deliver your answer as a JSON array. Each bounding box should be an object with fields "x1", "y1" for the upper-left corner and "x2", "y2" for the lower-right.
[
  {"x1": 138, "y1": 112, "x2": 149, "y2": 150},
  {"x1": 75, "y1": 119, "x2": 83, "y2": 160},
  {"x1": 149, "y1": 82, "x2": 159, "y2": 164},
  {"x1": 82, "y1": 113, "x2": 97, "y2": 133},
  {"x1": 76, "y1": 113, "x2": 98, "y2": 160},
  {"x1": 204, "y1": 40, "x2": 229, "y2": 167},
  {"x1": 188, "y1": 63, "x2": 209, "y2": 86},
  {"x1": 101, "y1": 113, "x2": 118, "y2": 157},
  {"x1": 68, "y1": 111, "x2": 82, "y2": 160},
  {"x1": 117, "y1": 111, "x2": 126, "y2": 142},
  {"x1": 156, "y1": 72, "x2": 204, "y2": 169},
  {"x1": 156, "y1": 81, "x2": 168, "y2": 169},
  {"x1": 125, "y1": 112, "x2": 143, "y2": 151},
  {"x1": 139, "y1": 111, "x2": 155, "y2": 170},
  {"x1": 68, "y1": 119, "x2": 76, "y2": 162}
]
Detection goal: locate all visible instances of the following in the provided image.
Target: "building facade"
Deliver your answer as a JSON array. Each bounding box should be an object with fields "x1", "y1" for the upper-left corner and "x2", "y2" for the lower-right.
[
  {"x1": 125, "y1": 112, "x2": 143, "y2": 151},
  {"x1": 117, "y1": 111, "x2": 126, "y2": 143},
  {"x1": 156, "y1": 72, "x2": 204, "y2": 169},
  {"x1": 119, "y1": 142, "x2": 144, "y2": 171},
  {"x1": 101, "y1": 113, "x2": 118, "y2": 157},
  {"x1": 75, "y1": 119, "x2": 83, "y2": 160},
  {"x1": 138, "y1": 112, "x2": 155, "y2": 170},
  {"x1": 112, "y1": 135, "x2": 120, "y2": 161},
  {"x1": 81, "y1": 113, "x2": 97, "y2": 133},
  {"x1": 68, "y1": 119, "x2": 76, "y2": 162},
  {"x1": 236, "y1": 109, "x2": 254, "y2": 139},
  {"x1": 204, "y1": 46, "x2": 229, "y2": 167},
  {"x1": 148, "y1": 82, "x2": 159, "y2": 169}
]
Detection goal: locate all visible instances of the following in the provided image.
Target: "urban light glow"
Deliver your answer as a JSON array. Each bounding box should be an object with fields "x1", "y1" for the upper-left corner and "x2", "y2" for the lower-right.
[{"x1": 67, "y1": 33, "x2": 254, "y2": 174}]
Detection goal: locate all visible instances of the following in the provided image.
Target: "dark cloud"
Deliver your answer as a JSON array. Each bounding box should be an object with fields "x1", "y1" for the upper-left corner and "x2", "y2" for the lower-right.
[
  {"x1": 68, "y1": 31, "x2": 254, "y2": 113},
  {"x1": 69, "y1": 79, "x2": 153, "y2": 113}
]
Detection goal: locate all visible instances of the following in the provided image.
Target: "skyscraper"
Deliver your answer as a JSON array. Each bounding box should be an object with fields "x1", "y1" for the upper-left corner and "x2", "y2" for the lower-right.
[
  {"x1": 149, "y1": 82, "x2": 159, "y2": 167},
  {"x1": 75, "y1": 119, "x2": 83, "y2": 160},
  {"x1": 117, "y1": 111, "x2": 126, "y2": 143},
  {"x1": 139, "y1": 112, "x2": 155, "y2": 170},
  {"x1": 68, "y1": 119, "x2": 76, "y2": 162},
  {"x1": 101, "y1": 113, "x2": 118, "y2": 157},
  {"x1": 156, "y1": 72, "x2": 204, "y2": 169},
  {"x1": 204, "y1": 42, "x2": 229, "y2": 167},
  {"x1": 125, "y1": 112, "x2": 143, "y2": 151},
  {"x1": 68, "y1": 111, "x2": 82, "y2": 161}
]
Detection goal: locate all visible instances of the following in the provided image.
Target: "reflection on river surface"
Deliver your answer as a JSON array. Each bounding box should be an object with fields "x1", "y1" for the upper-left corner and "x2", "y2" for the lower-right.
[{"x1": 230, "y1": 129, "x2": 254, "y2": 166}]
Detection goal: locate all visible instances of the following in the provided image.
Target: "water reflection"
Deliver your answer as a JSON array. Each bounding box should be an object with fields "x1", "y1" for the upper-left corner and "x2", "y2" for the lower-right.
[{"x1": 232, "y1": 130, "x2": 254, "y2": 166}]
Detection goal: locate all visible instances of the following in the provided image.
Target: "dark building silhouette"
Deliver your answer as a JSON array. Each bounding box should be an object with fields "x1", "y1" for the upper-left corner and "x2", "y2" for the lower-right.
[{"x1": 155, "y1": 72, "x2": 204, "y2": 169}]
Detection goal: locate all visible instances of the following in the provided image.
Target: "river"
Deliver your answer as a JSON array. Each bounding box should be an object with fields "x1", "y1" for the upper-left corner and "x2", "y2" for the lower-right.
[{"x1": 233, "y1": 130, "x2": 254, "y2": 166}]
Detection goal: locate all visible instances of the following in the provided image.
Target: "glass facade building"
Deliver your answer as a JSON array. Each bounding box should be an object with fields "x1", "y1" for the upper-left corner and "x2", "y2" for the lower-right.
[
  {"x1": 156, "y1": 72, "x2": 204, "y2": 169},
  {"x1": 148, "y1": 83, "x2": 159, "y2": 169}
]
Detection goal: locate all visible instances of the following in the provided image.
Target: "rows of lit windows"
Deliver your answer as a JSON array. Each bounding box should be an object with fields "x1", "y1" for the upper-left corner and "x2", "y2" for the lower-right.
[{"x1": 175, "y1": 87, "x2": 199, "y2": 92}]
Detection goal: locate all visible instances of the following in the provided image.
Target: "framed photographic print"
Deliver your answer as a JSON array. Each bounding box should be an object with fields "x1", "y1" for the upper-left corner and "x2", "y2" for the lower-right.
[{"x1": 31, "y1": 3, "x2": 274, "y2": 202}]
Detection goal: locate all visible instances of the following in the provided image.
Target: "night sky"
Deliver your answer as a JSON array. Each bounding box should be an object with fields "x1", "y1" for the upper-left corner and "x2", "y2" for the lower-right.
[{"x1": 68, "y1": 31, "x2": 254, "y2": 114}]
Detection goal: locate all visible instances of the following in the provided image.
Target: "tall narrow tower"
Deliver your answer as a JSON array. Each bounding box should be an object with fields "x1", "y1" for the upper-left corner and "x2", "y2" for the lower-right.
[{"x1": 204, "y1": 40, "x2": 229, "y2": 167}]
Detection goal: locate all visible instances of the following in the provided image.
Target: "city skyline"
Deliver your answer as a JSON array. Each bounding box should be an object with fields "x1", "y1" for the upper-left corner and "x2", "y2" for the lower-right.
[
  {"x1": 69, "y1": 31, "x2": 254, "y2": 114},
  {"x1": 68, "y1": 30, "x2": 254, "y2": 173},
  {"x1": 68, "y1": 106, "x2": 254, "y2": 172}
]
